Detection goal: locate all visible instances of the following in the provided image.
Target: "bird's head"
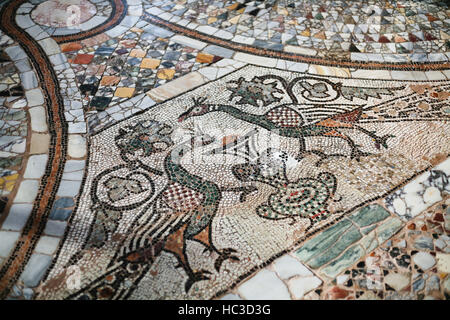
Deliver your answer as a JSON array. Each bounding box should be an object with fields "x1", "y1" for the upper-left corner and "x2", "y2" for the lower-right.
[{"x1": 178, "y1": 97, "x2": 210, "y2": 122}]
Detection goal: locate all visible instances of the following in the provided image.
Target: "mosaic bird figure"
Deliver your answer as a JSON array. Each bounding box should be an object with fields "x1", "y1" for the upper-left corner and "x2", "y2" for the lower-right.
[
  {"x1": 67, "y1": 135, "x2": 239, "y2": 300},
  {"x1": 178, "y1": 98, "x2": 393, "y2": 162}
]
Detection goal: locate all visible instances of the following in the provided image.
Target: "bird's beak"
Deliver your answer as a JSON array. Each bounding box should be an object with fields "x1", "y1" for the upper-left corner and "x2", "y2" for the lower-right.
[{"x1": 178, "y1": 111, "x2": 189, "y2": 122}]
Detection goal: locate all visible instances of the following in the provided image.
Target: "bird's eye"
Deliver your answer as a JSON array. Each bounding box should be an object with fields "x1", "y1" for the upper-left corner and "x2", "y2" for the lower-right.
[{"x1": 194, "y1": 106, "x2": 203, "y2": 113}]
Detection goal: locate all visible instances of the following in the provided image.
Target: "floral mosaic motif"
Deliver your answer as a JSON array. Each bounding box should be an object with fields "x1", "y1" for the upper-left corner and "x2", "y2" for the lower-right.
[
  {"x1": 115, "y1": 120, "x2": 174, "y2": 159},
  {"x1": 104, "y1": 174, "x2": 149, "y2": 202},
  {"x1": 232, "y1": 148, "x2": 338, "y2": 223},
  {"x1": 38, "y1": 66, "x2": 450, "y2": 300},
  {"x1": 227, "y1": 76, "x2": 283, "y2": 107}
]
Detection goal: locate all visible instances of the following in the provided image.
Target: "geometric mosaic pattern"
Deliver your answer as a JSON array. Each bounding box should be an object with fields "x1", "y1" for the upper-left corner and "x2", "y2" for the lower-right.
[
  {"x1": 145, "y1": 0, "x2": 450, "y2": 62},
  {"x1": 0, "y1": 0, "x2": 449, "y2": 301}
]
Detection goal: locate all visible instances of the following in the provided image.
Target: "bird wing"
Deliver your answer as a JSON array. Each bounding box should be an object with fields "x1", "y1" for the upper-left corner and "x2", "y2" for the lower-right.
[
  {"x1": 265, "y1": 106, "x2": 305, "y2": 127},
  {"x1": 116, "y1": 194, "x2": 195, "y2": 260},
  {"x1": 315, "y1": 107, "x2": 362, "y2": 128}
]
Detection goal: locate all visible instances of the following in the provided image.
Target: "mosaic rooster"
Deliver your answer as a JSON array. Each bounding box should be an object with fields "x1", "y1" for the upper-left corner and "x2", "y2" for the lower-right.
[{"x1": 67, "y1": 135, "x2": 239, "y2": 299}]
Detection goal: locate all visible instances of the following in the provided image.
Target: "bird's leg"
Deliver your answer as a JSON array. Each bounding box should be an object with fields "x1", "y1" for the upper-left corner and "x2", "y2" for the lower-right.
[
  {"x1": 194, "y1": 225, "x2": 240, "y2": 272},
  {"x1": 323, "y1": 131, "x2": 372, "y2": 161},
  {"x1": 352, "y1": 125, "x2": 395, "y2": 150},
  {"x1": 346, "y1": 138, "x2": 372, "y2": 161},
  {"x1": 163, "y1": 226, "x2": 212, "y2": 292},
  {"x1": 183, "y1": 262, "x2": 212, "y2": 293}
]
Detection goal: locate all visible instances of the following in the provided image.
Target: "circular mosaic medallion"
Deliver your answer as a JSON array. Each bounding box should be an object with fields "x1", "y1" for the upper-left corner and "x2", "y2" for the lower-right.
[{"x1": 31, "y1": 0, "x2": 97, "y2": 28}]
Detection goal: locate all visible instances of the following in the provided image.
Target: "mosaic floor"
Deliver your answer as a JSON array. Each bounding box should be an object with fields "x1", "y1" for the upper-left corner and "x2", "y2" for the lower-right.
[{"x1": 0, "y1": 0, "x2": 449, "y2": 300}]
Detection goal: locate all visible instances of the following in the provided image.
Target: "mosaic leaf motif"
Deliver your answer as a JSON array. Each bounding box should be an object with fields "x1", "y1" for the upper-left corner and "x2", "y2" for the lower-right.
[
  {"x1": 227, "y1": 76, "x2": 283, "y2": 107},
  {"x1": 39, "y1": 66, "x2": 450, "y2": 300}
]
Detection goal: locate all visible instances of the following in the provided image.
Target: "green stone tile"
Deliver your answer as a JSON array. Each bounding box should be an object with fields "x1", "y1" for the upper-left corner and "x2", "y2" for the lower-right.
[
  {"x1": 349, "y1": 204, "x2": 390, "y2": 227},
  {"x1": 360, "y1": 230, "x2": 379, "y2": 253},
  {"x1": 308, "y1": 225, "x2": 362, "y2": 269},
  {"x1": 376, "y1": 217, "x2": 404, "y2": 244},
  {"x1": 294, "y1": 218, "x2": 353, "y2": 263},
  {"x1": 361, "y1": 224, "x2": 377, "y2": 235},
  {"x1": 320, "y1": 244, "x2": 365, "y2": 278}
]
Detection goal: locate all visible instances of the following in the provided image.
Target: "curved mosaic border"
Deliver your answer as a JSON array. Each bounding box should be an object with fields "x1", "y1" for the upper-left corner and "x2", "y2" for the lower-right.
[{"x1": 0, "y1": 0, "x2": 69, "y2": 298}]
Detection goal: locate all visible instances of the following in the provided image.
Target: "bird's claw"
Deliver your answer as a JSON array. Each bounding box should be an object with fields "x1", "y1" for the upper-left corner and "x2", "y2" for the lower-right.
[
  {"x1": 184, "y1": 269, "x2": 212, "y2": 292},
  {"x1": 350, "y1": 148, "x2": 371, "y2": 161},
  {"x1": 373, "y1": 134, "x2": 395, "y2": 150},
  {"x1": 214, "y1": 248, "x2": 240, "y2": 272}
]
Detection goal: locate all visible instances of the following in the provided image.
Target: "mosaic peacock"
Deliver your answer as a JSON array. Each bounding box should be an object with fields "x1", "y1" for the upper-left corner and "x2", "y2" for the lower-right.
[
  {"x1": 178, "y1": 98, "x2": 393, "y2": 162},
  {"x1": 67, "y1": 135, "x2": 239, "y2": 299}
]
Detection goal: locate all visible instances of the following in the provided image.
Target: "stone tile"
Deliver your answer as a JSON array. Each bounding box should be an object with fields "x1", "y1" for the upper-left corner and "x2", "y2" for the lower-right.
[
  {"x1": 203, "y1": 45, "x2": 235, "y2": 59},
  {"x1": 287, "y1": 276, "x2": 322, "y2": 299},
  {"x1": 25, "y1": 88, "x2": 44, "y2": 107},
  {"x1": 413, "y1": 252, "x2": 436, "y2": 271},
  {"x1": 44, "y1": 220, "x2": 67, "y2": 237},
  {"x1": 0, "y1": 231, "x2": 20, "y2": 257},
  {"x1": 272, "y1": 255, "x2": 313, "y2": 280},
  {"x1": 35, "y1": 236, "x2": 60, "y2": 255},
  {"x1": 320, "y1": 244, "x2": 365, "y2": 278},
  {"x1": 238, "y1": 270, "x2": 291, "y2": 300},
  {"x1": 170, "y1": 35, "x2": 207, "y2": 50},
  {"x1": 295, "y1": 219, "x2": 353, "y2": 263},
  {"x1": 147, "y1": 72, "x2": 205, "y2": 102},
  {"x1": 20, "y1": 253, "x2": 52, "y2": 288},
  {"x1": 56, "y1": 180, "x2": 82, "y2": 197},
  {"x1": 233, "y1": 53, "x2": 277, "y2": 67},
  {"x1": 349, "y1": 204, "x2": 390, "y2": 227},
  {"x1": 30, "y1": 133, "x2": 50, "y2": 154},
  {"x1": 384, "y1": 272, "x2": 411, "y2": 291},
  {"x1": 376, "y1": 217, "x2": 403, "y2": 244},
  {"x1": 1, "y1": 203, "x2": 33, "y2": 231},
  {"x1": 14, "y1": 180, "x2": 39, "y2": 203},
  {"x1": 29, "y1": 106, "x2": 48, "y2": 132},
  {"x1": 435, "y1": 253, "x2": 450, "y2": 273},
  {"x1": 67, "y1": 135, "x2": 87, "y2": 158},
  {"x1": 23, "y1": 154, "x2": 48, "y2": 179}
]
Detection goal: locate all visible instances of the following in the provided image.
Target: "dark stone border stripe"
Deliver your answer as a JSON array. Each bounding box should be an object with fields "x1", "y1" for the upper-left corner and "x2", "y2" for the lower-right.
[
  {"x1": 0, "y1": 0, "x2": 68, "y2": 298},
  {"x1": 143, "y1": 12, "x2": 450, "y2": 72},
  {"x1": 53, "y1": 0, "x2": 128, "y2": 44}
]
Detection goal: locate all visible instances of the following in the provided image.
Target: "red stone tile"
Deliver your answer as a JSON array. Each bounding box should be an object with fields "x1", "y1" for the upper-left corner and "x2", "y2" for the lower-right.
[
  {"x1": 60, "y1": 42, "x2": 82, "y2": 53},
  {"x1": 73, "y1": 54, "x2": 94, "y2": 64}
]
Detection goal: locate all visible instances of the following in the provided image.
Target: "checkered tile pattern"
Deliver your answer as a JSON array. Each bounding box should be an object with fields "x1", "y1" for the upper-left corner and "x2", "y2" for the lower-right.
[
  {"x1": 265, "y1": 106, "x2": 303, "y2": 127},
  {"x1": 162, "y1": 182, "x2": 204, "y2": 211}
]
